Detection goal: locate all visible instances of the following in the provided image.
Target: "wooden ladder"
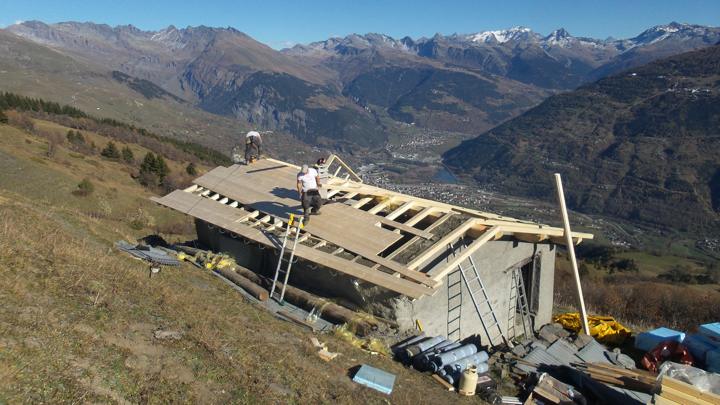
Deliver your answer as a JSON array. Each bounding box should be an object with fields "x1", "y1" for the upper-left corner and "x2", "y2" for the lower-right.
[
  {"x1": 269, "y1": 214, "x2": 304, "y2": 303},
  {"x1": 446, "y1": 263, "x2": 463, "y2": 342},
  {"x1": 507, "y1": 266, "x2": 532, "y2": 342}
]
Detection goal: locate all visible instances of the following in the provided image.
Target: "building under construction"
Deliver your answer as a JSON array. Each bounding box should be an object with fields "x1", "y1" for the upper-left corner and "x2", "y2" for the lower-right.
[{"x1": 152, "y1": 156, "x2": 592, "y2": 346}]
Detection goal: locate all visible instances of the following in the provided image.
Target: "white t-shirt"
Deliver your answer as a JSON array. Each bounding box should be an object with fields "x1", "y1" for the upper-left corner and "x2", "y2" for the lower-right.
[{"x1": 298, "y1": 168, "x2": 319, "y2": 192}]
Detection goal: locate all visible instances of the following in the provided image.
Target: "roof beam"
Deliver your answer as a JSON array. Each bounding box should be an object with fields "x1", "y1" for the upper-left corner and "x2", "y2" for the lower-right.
[
  {"x1": 406, "y1": 218, "x2": 478, "y2": 270},
  {"x1": 429, "y1": 226, "x2": 501, "y2": 281},
  {"x1": 385, "y1": 201, "x2": 415, "y2": 221}
]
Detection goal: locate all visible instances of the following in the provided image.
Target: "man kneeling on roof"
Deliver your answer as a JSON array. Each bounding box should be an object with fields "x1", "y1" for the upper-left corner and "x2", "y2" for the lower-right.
[{"x1": 297, "y1": 164, "x2": 323, "y2": 224}]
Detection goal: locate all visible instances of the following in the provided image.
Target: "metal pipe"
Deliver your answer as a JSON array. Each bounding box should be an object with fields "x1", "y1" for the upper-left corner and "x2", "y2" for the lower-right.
[{"x1": 412, "y1": 340, "x2": 462, "y2": 371}]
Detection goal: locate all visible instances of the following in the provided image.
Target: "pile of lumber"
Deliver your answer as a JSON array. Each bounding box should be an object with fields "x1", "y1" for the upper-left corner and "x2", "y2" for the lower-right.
[
  {"x1": 653, "y1": 376, "x2": 720, "y2": 405},
  {"x1": 573, "y1": 362, "x2": 656, "y2": 393},
  {"x1": 526, "y1": 373, "x2": 581, "y2": 404}
]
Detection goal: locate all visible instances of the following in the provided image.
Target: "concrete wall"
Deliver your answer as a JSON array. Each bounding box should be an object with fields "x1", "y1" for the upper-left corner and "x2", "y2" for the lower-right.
[
  {"x1": 196, "y1": 220, "x2": 556, "y2": 344},
  {"x1": 387, "y1": 240, "x2": 556, "y2": 344}
]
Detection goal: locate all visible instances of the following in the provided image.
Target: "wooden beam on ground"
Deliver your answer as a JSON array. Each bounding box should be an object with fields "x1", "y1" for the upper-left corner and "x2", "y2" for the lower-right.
[
  {"x1": 406, "y1": 218, "x2": 477, "y2": 270},
  {"x1": 429, "y1": 226, "x2": 501, "y2": 281},
  {"x1": 385, "y1": 201, "x2": 415, "y2": 221},
  {"x1": 341, "y1": 192, "x2": 359, "y2": 200}
]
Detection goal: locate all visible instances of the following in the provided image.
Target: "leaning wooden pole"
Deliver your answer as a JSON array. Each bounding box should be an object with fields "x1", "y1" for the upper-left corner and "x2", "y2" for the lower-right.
[{"x1": 554, "y1": 173, "x2": 591, "y2": 335}]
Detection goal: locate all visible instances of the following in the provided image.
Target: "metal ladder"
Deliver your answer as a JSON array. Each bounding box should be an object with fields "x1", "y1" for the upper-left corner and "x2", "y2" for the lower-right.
[
  {"x1": 269, "y1": 214, "x2": 304, "y2": 303},
  {"x1": 450, "y1": 240, "x2": 509, "y2": 348},
  {"x1": 446, "y1": 264, "x2": 463, "y2": 342},
  {"x1": 507, "y1": 266, "x2": 532, "y2": 341}
]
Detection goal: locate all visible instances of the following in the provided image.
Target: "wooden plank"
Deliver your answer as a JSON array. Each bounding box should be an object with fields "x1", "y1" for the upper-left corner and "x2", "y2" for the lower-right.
[
  {"x1": 429, "y1": 226, "x2": 501, "y2": 280},
  {"x1": 431, "y1": 374, "x2": 455, "y2": 391},
  {"x1": 406, "y1": 218, "x2": 477, "y2": 270},
  {"x1": 368, "y1": 198, "x2": 395, "y2": 214},
  {"x1": 359, "y1": 254, "x2": 440, "y2": 288},
  {"x1": 377, "y1": 217, "x2": 434, "y2": 240},
  {"x1": 662, "y1": 377, "x2": 720, "y2": 404},
  {"x1": 352, "y1": 197, "x2": 373, "y2": 209},
  {"x1": 370, "y1": 212, "x2": 456, "y2": 274},
  {"x1": 386, "y1": 201, "x2": 415, "y2": 221},
  {"x1": 153, "y1": 191, "x2": 432, "y2": 298},
  {"x1": 405, "y1": 206, "x2": 436, "y2": 226},
  {"x1": 659, "y1": 386, "x2": 710, "y2": 405},
  {"x1": 193, "y1": 162, "x2": 402, "y2": 256},
  {"x1": 341, "y1": 192, "x2": 359, "y2": 200},
  {"x1": 324, "y1": 181, "x2": 594, "y2": 242},
  {"x1": 654, "y1": 395, "x2": 682, "y2": 405}
]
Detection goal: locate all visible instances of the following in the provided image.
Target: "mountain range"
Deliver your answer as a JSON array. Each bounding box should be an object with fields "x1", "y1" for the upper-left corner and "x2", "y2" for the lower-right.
[
  {"x1": 444, "y1": 44, "x2": 720, "y2": 234},
  {"x1": 5, "y1": 21, "x2": 720, "y2": 147}
]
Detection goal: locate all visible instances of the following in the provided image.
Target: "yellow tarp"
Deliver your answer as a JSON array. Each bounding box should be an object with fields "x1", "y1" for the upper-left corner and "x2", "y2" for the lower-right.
[{"x1": 553, "y1": 312, "x2": 631, "y2": 345}]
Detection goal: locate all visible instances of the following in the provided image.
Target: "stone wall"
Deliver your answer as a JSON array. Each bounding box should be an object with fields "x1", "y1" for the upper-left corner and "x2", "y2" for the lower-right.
[{"x1": 196, "y1": 219, "x2": 556, "y2": 343}]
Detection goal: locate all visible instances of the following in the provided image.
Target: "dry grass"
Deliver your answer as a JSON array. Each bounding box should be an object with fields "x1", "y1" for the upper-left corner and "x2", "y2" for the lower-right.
[
  {"x1": 0, "y1": 123, "x2": 481, "y2": 404},
  {"x1": 554, "y1": 255, "x2": 720, "y2": 332}
]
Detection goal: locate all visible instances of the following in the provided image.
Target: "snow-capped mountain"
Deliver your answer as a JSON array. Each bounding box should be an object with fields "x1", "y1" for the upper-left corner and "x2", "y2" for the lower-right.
[{"x1": 466, "y1": 26, "x2": 538, "y2": 44}]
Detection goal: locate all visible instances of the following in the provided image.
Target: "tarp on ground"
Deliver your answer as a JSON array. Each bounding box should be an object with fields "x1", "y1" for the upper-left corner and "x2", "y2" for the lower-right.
[{"x1": 554, "y1": 312, "x2": 631, "y2": 345}]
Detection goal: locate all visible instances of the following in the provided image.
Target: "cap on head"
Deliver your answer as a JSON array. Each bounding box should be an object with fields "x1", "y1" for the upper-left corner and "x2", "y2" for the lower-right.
[{"x1": 301, "y1": 164, "x2": 309, "y2": 174}]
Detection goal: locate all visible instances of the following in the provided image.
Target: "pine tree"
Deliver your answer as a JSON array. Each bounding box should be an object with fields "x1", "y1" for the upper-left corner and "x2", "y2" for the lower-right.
[
  {"x1": 155, "y1": 156, "x2": 170, "y2": 181},
  {"x1": 185, "y1": 162, "x2": 197, "y2": 176},
  {"x1": 100, "y1": 141, "x2": 121, "y2": 159},
  {"x1": 140, "y1": 152, "x2": 157, "y2": 175},
  {"x1": 121, "y1": 146, "x2": 134, "y2": 163}
]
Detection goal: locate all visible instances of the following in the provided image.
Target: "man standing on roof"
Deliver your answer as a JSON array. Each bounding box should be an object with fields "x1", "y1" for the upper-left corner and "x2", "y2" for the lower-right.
[
  {"x1": 244, "y1": 130, "x2": 262, "y2": 164},
  {"x1": 297, "y1": 164, "x2": 323, "y2": 224}
]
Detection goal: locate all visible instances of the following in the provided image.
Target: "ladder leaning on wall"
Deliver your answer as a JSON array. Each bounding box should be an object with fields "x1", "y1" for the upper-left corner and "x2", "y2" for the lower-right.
[
  {"x1": 270, "y1": 214, "x2": 304, "y2": 303},
  {"x1": 448, "y1": 240, "x2": 510, "y2": 348},
  {"x1": 507, "y1": 266, "x2": 532, "y2": 342}
]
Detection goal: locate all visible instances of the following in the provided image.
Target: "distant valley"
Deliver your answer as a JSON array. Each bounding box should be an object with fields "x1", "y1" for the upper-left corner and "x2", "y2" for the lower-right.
[{"x1": 4, "y1": 21, "x2": 719, "y2": 148}]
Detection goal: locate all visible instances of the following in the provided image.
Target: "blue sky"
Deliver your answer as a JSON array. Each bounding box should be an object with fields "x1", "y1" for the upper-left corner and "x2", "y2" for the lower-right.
[{"x1": 1, "y1": 0, "x2": 718, "y2": 49}]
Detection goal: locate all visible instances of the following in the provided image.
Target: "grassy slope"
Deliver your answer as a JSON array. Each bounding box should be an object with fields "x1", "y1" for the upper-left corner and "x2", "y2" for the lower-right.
[{"x1": 0, "y1": 122, "x2": 476, "y2": 404}]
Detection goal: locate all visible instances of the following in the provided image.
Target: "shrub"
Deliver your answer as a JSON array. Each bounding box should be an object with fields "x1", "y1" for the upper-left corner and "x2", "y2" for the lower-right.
[
  {"x1": 0, "y1": 110, "x2": 7, "y2": 124},
  {"x1": 74, "y1": 178, "x2": 95, "y2": 196},
  {"x1": 127, "y1": 208, "x2": 156, "y2": 230},
  {"x1": 66, "y1": 130, "x2": 85, "y2": 145},
  {"x1": 186, "y1": 162, "x2": 197, "y2": 176},
  {"x1": 100, "y1": 141, "x2": 121, "y2": 159},
  {"x1": 121, "y1": 146, "x2": 134, "y2": 163}
]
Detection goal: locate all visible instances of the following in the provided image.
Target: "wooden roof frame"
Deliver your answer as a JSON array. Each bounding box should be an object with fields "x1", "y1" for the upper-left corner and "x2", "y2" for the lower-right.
[{"x1": 151, "y1": 155, "x2": 593, "y2": 299}]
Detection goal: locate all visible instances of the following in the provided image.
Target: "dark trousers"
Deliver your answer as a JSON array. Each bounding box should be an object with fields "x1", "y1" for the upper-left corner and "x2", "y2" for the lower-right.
[
  {"x1": 245, "y1": 138, "x2": 262, "y2": 161},
  {"x1": 301, "y1": 189, "x2": 323, "y2": 219}
]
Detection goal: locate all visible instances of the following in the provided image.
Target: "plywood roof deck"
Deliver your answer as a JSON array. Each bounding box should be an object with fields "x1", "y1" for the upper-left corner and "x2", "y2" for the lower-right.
[{"x1": 152, "y1": 155, "x2": 593, "y2": 299}]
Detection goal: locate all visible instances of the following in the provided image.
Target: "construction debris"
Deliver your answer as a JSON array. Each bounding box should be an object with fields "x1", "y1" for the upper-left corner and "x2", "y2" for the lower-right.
[
  {"x1": 392, "y1": 335, "x2": 492, "y2": 391},
  {"x1": 310, "y1": 337, "x2": 339, "y2": 362},
  {"x1": 352, "y1": 364, "x2": 396, "y2": 395},
  {"x1": 116, "y1": 240, "x2": 180, "y2": 266}
]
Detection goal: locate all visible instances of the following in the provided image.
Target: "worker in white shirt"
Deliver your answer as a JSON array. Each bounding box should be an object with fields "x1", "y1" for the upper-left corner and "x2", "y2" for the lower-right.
[
  {"x1": 244, "y1": 130, "x2": 262, "y2": 164},
  {"x1": 296, "y1": 164, "x2": 323, "y2": 224}
]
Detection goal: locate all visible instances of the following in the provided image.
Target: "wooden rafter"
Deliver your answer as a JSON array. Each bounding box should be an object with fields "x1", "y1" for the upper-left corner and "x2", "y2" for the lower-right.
[{"x1": 428, "y1": 226, "x2": 502, "y2": 281}]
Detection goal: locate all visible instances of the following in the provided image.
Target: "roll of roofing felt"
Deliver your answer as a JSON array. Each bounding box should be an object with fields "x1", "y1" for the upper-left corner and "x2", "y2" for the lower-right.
[
  {"x1": 406, "y1": 336, "x2": 445, "y2": 358},
  {"x1": 430, "y1": 344, "x2": 478, "y2": 372},
  {"x1": 444, "y1": 351, "x2": 490, "y2": 374},
  {"x1": 413, "y1": 341, "x2": 462, "y2": 371}
]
